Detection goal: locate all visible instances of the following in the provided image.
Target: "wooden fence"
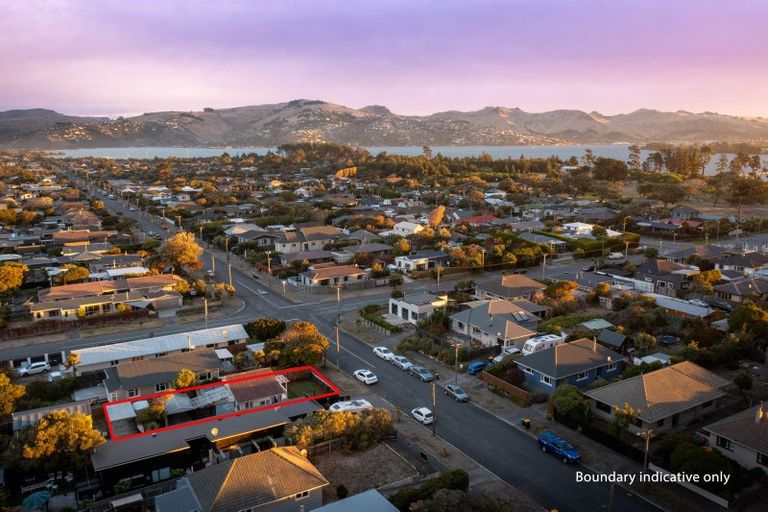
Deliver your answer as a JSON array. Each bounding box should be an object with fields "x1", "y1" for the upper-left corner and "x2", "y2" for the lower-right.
[{"x1": 480, "y1": 371, "x2": 529, "y2": 405}]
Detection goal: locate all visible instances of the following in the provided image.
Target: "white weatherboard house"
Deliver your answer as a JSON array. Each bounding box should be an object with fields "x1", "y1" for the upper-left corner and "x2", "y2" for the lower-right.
[{"x1": 389, "y1": 292, "x2": 448, "y2": 324}]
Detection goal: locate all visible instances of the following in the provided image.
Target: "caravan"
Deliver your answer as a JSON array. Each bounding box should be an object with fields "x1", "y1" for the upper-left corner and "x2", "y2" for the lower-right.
[{"x1": 521, "y1": 333, "x2": 567, "y2": 356}]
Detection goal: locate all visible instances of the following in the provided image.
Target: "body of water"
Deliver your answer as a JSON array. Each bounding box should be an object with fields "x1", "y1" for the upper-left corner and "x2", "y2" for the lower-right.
[{"x1": 54, "y1": 144, "x2": 745, "y2": 175}]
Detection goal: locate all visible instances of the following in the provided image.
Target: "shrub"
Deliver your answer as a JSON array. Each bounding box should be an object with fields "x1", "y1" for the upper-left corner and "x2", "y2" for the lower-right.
[
  {"x1": 390, "y1": 470, "x2": 469, "y2": 511},
  {"x1": 285, "y1": 408, "x2": 395, "y2": 451},
  {"x1": 397, "y1": 335, "x2": 469, "y2": 365},
  {"x1": 528, "y1": 391, "x2": 549, "y2": 404}
]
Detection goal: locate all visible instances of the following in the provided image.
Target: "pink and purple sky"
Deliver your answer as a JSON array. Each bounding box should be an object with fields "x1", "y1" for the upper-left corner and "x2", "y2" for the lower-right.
[{"x1": 2, "y1": 0, "x2": 767, "y2": 118}]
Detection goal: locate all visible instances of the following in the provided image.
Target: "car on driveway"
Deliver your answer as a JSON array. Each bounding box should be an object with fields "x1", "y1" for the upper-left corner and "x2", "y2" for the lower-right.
[
  {"x1": 408, "y1": 365, "x2": 434, "y2": 382},
  {"x1": 353, "y1": 369, "x2": 378, "y2": 385},
  {"x1": 581, "y1": 265, "x2": 596, "y2": 272},
  {"x1": 467, "y1": 360, "x2": 490, "y2": 375},
  {"x1": 373, "y1": 346, "x2": 395, "y2": 361},
  {"x1": 444, "y1": 384, "x2": 469, "y2": 402},
  {"x1": 411, "y1": 407, "x2": 434, "y2": 425},
  {"x1": 392, "y1": 355, "x2": 413, "y2": 371},
  {"x1": 537, "y1": 431, "x2": 582, "y2": 464},
  {"x1": 658, "y1": 335, "x2": 680, "y2": 346},
  {"x1": 17, "y1": 361, "x2": 51, "y2": 376}
]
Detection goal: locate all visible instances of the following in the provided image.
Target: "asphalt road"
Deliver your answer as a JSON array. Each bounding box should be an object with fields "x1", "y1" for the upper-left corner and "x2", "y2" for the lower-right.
[{"x1": 10, "y1": 174, "x2": 662, "y2": 512}]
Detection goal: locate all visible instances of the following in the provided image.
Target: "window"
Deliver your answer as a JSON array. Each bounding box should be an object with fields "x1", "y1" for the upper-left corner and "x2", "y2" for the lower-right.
[
  {"x1": 295, "y1": 491, "x2": 309, "y2": 501},
  {"x1": 596, "y1": 401, "x2": 611, "y2": 413},
  {"x1": 198, "y1": 371, "x2": 212, "y2": 381},
  {"x1": 127, "y1": 388, "x2": 139, "y2": 398},
  {"x1": 132, "y1": 356, "x2": 144, "y2": 362},
  {"x1": 155, "y1": 352, "x2": 167, "y2": 358},
  {"x1": 716, "y1": 436, "x2": 732, "y2": 451},
  {"x1": 576, "y1": 371, "x2": 588, "y2": 381},
  {"x1": 156, "y1": 382, "x2": 168, "y2": 392},
  {"x1": 607, "y1": 362, "x2": 618, "y2": 371},
  {"x1": 758, "y1": 453, "x2": 768, "y2": 467},
  {"x1": 540, "y1": 374, "x2": 552, "y2": 386},
  {"x1": 522, "y1": 366, "x2": 534, "y2": 375},
  {"x1": 110, "y1": 360, "x2": 119, "y2": 366}
]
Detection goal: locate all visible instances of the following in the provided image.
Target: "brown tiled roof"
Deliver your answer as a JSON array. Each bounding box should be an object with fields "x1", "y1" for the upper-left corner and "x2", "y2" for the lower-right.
[
  {"x1": 704, "y1": 404, "x2": 768, "y2": 455},
  {"x1": 187, "y1": 447, "x2": 328, "y2": 512},
  {"x1": 304, "y1": 265, "x2": 367, "y2": 281},
  {"x1": 585, "y1": 362, "x2": 728, "y2": 422},
  {"x1": 499, "y1": 274, "x2": 546, "y2": 292},
  {"x1": 53, "y1": 230, "x2": 111, "y2": 243}
]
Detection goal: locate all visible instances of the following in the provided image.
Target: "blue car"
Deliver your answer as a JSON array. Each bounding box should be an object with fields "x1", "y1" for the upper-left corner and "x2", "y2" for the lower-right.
[
  {"x1": 466, "y1": 360, "x2": 489, "y2": 376},
  {"x1": 537, "y1": 431, "x2": 582, "y2": 464}
]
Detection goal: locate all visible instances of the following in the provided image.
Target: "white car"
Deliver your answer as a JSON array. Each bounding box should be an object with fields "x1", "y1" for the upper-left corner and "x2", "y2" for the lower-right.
[
  {"x1": 353, "y1": 369, "x2": 378, "y2": 385},
  {"x1": 48, "y1": 371, "x2": 64, "y2": 383},
  {"x1": 17, "y1": 361, "x2": 51, "y2": 376},
  {"x1": 373, "y1": 346, "x2": 395, "y2": 361},
  {"x1": 411, "y1": 407, "x2": 434, "y2": 425},
  {"x1": 689, "y1": 299, "x2": 709, "y2": 308},
  {"x1": 392, "y1": 355, "x2": 413, "y2": 371}
]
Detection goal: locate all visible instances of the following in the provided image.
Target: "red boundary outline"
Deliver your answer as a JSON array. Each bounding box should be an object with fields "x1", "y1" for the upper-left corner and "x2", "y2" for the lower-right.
[{"x1": 103, "y1": 365, "x2": 340, "y2": 442}]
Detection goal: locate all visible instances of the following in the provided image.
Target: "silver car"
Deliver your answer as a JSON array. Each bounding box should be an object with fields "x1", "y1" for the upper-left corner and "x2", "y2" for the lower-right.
[{"x1": 392, "y1": 355, "x2": 413, "y2": 371}]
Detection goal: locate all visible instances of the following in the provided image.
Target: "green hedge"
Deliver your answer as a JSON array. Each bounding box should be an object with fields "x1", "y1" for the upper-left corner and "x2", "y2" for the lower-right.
[
  {"x1": 397, "y1": 335, "x2": 469, "y2": 365},
  {"x1": 360, "y1": 312, "x2": 402, "y2": 333},
  {"x1": 532, "y1": 230, "x2": 640, "y2": 256},
  {"x1": 390, "y1": 470, "x2": 469, "y2": 511}
]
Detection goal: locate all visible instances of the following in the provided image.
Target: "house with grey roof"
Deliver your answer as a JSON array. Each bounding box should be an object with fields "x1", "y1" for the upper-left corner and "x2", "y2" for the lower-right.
[
  {"x1": 662, "y1": 244, "x2": 730, "y2": 264},
  {"x1": 633, "y1": 259, "x2": 699, "y2": 296},
  {"x1": 585, "y1": 361, "x2": 729, "y2": 433},
  {"x1": 389, "y1": 292, "x2": 449, "y2": 325},
  {"x1": 515, "y1": 338, "x2": 623, "y2": 393},
  {"x1": 596, "y1": 329, "x2": 630, "y2": 353},
  {"x1": 474, "y1": 274, "x2": 546, "y2": 301},
  {"x1": 519, "y1": 232, "x2": 568, "y2": 253},
  {"x1": 716, "y1": 252, "x2": 768, "y2": 277},
  {"x1": 714, "y1": 275, "x2": 768, "y2": 304},
  {"x1": 314, "y1": 489, "x2": 398, "y2": 512},
  {"x1": 450, "y1": 299, "x2": 538, "y2": 349},
  {"x1": 154, "y1": 447, "x2": 328, "y2": 512},
  {"x1": 703, "y1": 403, "x2": 768, "y2": 474}
]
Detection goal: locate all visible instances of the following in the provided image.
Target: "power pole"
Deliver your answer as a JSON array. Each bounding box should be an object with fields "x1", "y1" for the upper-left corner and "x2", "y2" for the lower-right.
[
  {"x1": 431, "y1": 381, "x2": 437, "y2": 436},
  {"x1": 454, "y1": 343, "x2": 460, "y2": 386},
  {"x1": 228, "y1": 263, "x2": 233, "y2": 288},
  {"x1": 225, "y1": 237, "x2": 230, "y2": 263},
  {"x1": 204, "y1": 298, "x2": 209, "y2": 328},
  {"x1": 636, "y1": 428, "x2": 654, "y2": 472},
  {"x1": 541, "y1": 253, "x2": 548, "y2": 278},
  {"x1": 211, "y1": 254, "x2": 216, "y2": 274},
  {"x1": 266, "y1": 250, "x2": 272, "y2": 275},
  {"x1": 335, "y1": 323, "x2": 341, "y2": 368}
]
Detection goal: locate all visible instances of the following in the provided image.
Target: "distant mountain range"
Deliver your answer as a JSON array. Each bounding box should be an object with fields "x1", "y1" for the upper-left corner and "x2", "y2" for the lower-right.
[{"x1": 2, "y1": 100, "x2": 768, "y2": 149}]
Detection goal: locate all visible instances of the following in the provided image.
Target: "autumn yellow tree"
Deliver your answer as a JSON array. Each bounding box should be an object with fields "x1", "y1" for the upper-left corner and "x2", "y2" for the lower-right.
[
  {"x1": 175, "y1": 368, "x2": 198, "y2": 389},
  {"x1": 0, "y1": 373, "x2": 25, "y2": 417},
  {"x1": 159, "y1": 231, "x2": 203, "y2": 274},
  {"x1": 428, "y1": 205, "x2": 446, "y2": 228},
  {"x1": 15, "y1": 410, "x2": 104, "y2": 469},
  {"x1": 270, "y1": 321, "x2": 330, "y2": 366},
  {"x1": 0, "y1": 262, "x2": 28, "y2": 294}
]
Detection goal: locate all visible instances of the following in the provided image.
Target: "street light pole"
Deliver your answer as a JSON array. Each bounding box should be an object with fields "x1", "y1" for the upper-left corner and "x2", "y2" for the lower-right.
[
  {"x1": 541, "y1": 253, "x2": 548, "y2": 278},
  {"x1": 225, "y1": 237, "x2": 230, "y2": 263},
  {"x1": 636, "y1": 428, "x2": 654, "y2": 472},
  {"x1": 228, "y1": 263, "x2": 233, "y2": 288},
  {"x1": 431, "y1": 381, "x2": 436, "y2": 436},
  {"x1": 624, "y1": 241, "x2": 630, "y2": 259},
  {"x1": 454, "y1": 343, "x2": 460, "y2": 386},
  {"x1": 266, "y1": 250, "x2": 272, "y2": 275}
]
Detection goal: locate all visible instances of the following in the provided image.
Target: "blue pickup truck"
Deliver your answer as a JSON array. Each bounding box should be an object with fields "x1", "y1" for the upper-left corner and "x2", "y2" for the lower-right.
[{"x1": 537, "y1": 431, "x2": 582, "y2": 464}]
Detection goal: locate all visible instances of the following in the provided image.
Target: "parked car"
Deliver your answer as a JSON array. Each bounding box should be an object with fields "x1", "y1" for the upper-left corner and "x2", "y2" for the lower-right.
[
  {"x1": 444, "y1": 384, "x2": 469, "y2": 402},
  {"x1": 251, "y1": 273, "x2": 259, "y2": 279},
  {"x1": 708, "y1": 299, "x2": 733, "y2": 312},
  {"x1": 607, "y1": 252, "x2": 624, "y2": 260},
  {"x1": 581, "y1": 265, "x2": 596, "y2": 272},
  {"x1": 353, "y1": 369, "x2": 378, "y2": 385},
  {"x1": 47, "y1": 371, "x2": 64, "y2": 383},
  {"x1": 392, "y1": 355, "x2": 413, "y2": 371},
  {"x1": 658, "y1": 335, "x2": 680, "y2": 346},
  {"x1": 689, "y1": 299, "x2": 709, "y2": 307},
  {"x1": 466, "y1": 361, "x2": 489, "y2": 376},
  {"x1": 493, "y1": 346, "x2": 522, "y2": 364},
  {"x1": 17, "y1": 361, "x2": 51, "y2": 376},
  {"x1": 373, "y1": 346, "x2": 395, "y2": 361},
  {"x1": 408, "y1": 365, "x2": 434, "y2": 382},
  {"x1": 537, "y1": 431, "x2": 582, "y2": 464},
  {"x1": 206, "y1": 269, "x2": 215, "y2": 278},
  {"x1": 411, "y1": 407, "x2": 434, "y2": 425},
  {"x1": 329, "y1": 399, "x2": 373, "y2": 413}
]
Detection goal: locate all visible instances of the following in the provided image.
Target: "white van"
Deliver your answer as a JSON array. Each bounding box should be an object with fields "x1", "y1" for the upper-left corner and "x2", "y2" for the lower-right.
[
  {"x1": 521, "y1": 333, "x2": 568, "y2": 356},
  {"x1": 328, "y1": 399, "x2": 373, "y2": 413},
  {"x1": 607, "y1": 252, "x2": 624, "y2": 260}
]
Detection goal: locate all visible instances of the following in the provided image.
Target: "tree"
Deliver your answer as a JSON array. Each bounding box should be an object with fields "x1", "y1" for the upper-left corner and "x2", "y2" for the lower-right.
[
  {"x1": 581, "y1": 149, "x2": 595, "y2": 167},
  {"x1": 175, "y1": 368, "x2": 198, "y2": 389},
  {"x1": 611, "y1": 402, "x2": 640, "y2": 440},
  {"x1": 730, "y1": 303, "x2": 768, "y2": 341},
  {"x1": 159, "y1": 231, "x2": 203, "y2": 273},
  {"x1": 59, "y1": 265, "x2": 90, "y2": 284},
  {"x1": 271, "y1": 321, "x2": 330, "y2": 366},
  {"x1": 0, "y1": 373, "x2": 25, "y2": 417},
  {"x1": 15, "y1": 410, "x2": 104, "y2": 469},
  {"x1": 0, "y1": 262, "x2": 28, "y2": 294},
  {"x1": 245, "y1": 318, "x2": 286, "y2": 341},
  {"x1": 174, "y1": 279, "x2": 191, "y2": 295},
  {"x1": 550, "y1": 384, "x2": 590, "y2": 425},
  {"x1": 392, "y1": 238, "x2": 411, "y2": 256},
  {"x1": 591, "y1": 225, "x2": 607, "y2": 239},
  {"x1": 544, "y1": 281, "x2": 578, "y2": 301},
  {"x1": 639, "y1": 183, "x2": 687, "y2": 208},
  {"x1": 722, "y1": 174, "x2": 768, "y2": 221},
  {"x1": 65, "y1": 353, "x2": 80, "y2": 375},
  {"x1": 428, "y1": 205, "x2": 446, "y2": 228},
  {"x1": 634, "y1": 332, "x2": 657, "y2": 355},
  {"x1": 689, "y1": 270, "x2": 721, "y2": 297},
  {"x1": 592, "y1": 157, "x2": 628, "y2": 182},
  {"x1": 734, "y1": 369, "x2": 753, "y2": 405},
  {"x1": 628, "y1": 145, "x2": 642, "y2": 171},
  {"x1": 643, "y1": 247, "x2": 658, "y2": 259},
  {"x1": 715, "y1": 153, "x2": 729, "y2": 174}
]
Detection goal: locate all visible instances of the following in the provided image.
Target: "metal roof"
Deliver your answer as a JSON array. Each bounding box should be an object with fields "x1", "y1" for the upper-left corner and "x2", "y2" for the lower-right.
[{"x1": 74, "y1": 324, "x2": 247, "y2": 366}]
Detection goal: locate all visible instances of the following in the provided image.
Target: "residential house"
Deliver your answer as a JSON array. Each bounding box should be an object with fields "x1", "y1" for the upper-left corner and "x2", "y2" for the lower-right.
[
  {"x1": 596, "y1": 330, "x2": 631, "y2": 353},
  {"x1": 274, "y1": 226, "x2": 342, "y2": 255},
  {"x1": 633, "y1": 259, "x2": 699, "y2": 296},
  {"x1": 574, "y1": 206, "x2": 617, "y2": 223},
  {"x1": 562, "y1": 222, "x2": 596, "y2": 238},
  {"x1": 519, "y1": 231, "x2": 569, "y2": 253},
  {"x1": 154, "y1": 447, "x2": 329, "y2": 512},
  {"x1": 12, "y1": 400, "x2": 92, "y2": 432},
  {"x1": 492, "y1": 219, "x2": 546, "y2": 233},
  {"x1": 280, "y1": 250, "x2": 335, "y2": 267},
  {"x1": 314, "y1": 490, "x2": 398, "y2": 512},
  {"x1": 515, "y1": 338, "x2": 624, "y2": 393},
  {"x1": 714, "y1": 276, "x2": 768, "y2": 304},
  {"x1": 449, "y1": 299, "x2": 538, "y2": 349},
  {"x1": 474, "y1": 274, "x2": 546, "y2": 301},
  {"x1": 670, "y1": 205, "x2": 702, "y2": 221},
  {"x1": 299, "y1": 264, "x2": 368, "y2": 287},
  {"x1": 223, "y1": 369, "x2": 289, "y2": 410},
  {"x1": 224, "y1": 223, "x2": 265, "y2": 238},
  {"x1": 389, "y1": 292, "x2": 448, "y2": 325},
  {"x1": 394, "y1": 250, "x2": 449, "y2": 272},
  {"x1": 90, "y1": 403, "x2": 319, "y2": 493},
  {"x1": 334, "y1": 242, "x2": 393, "y2": 264},
  {"x1": 645, "y1": 293, "x2": 717, "y2": 321},
  {"x1": 452, "y1": 214, "x2": 499, "y2": 228},
  {"x1": 585, "y1": 362, "x2": 729, "y2": 434},
  {"x1": 103, "y1": 350, "x2": 222, "y2": 401},
  {"x1": 72, "y1": 324, "x2": 248, "y2": 375},
  {"x1": 716, "y1": 252, "x2": 768, "y2": 277},
  {"x1": 663, "y1": 245, "x2": 730, "y2": 264},
  {"x1": 390, "y1": 221, "x2": 425, "y2": 237},
  {"x1": 703, "y1": 403, "x2": 768, "y2": 474}
]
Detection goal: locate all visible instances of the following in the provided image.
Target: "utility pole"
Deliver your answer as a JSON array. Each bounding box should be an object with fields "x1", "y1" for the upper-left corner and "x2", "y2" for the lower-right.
[
  {"x1": 211, "y1": 254, "x2": 216, "y2": 274},
  {"x1": 266, "y1": 250, "x2": 272, "y2": 275},
  {"x1": 431, "y1": 381, "x2": 436, "y2": 436},
  {"x1": 454, "y1": 343, "x2": 460, "y2": 386},
  {"x1": 624, "y1": 241, "x2": 630, "y2": 259},
  {"x1": 436, "y1": 264, "x2": 442, "y2": 293},
  {"x1": 541, "y1": 253, "x2": 548, "y2": 278},
  {"x1": 204, "y1": 298, "x2": 209, "y2": 328},
  {"x1": 335, "y1": 323, "x2": 341, "y2": 368},
  {"x1": 225, "y1": 237, "x2": 230, "y2": 263},
  {"x1": 228, "y1": 263, "x2": 233, "y2": 288}
]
